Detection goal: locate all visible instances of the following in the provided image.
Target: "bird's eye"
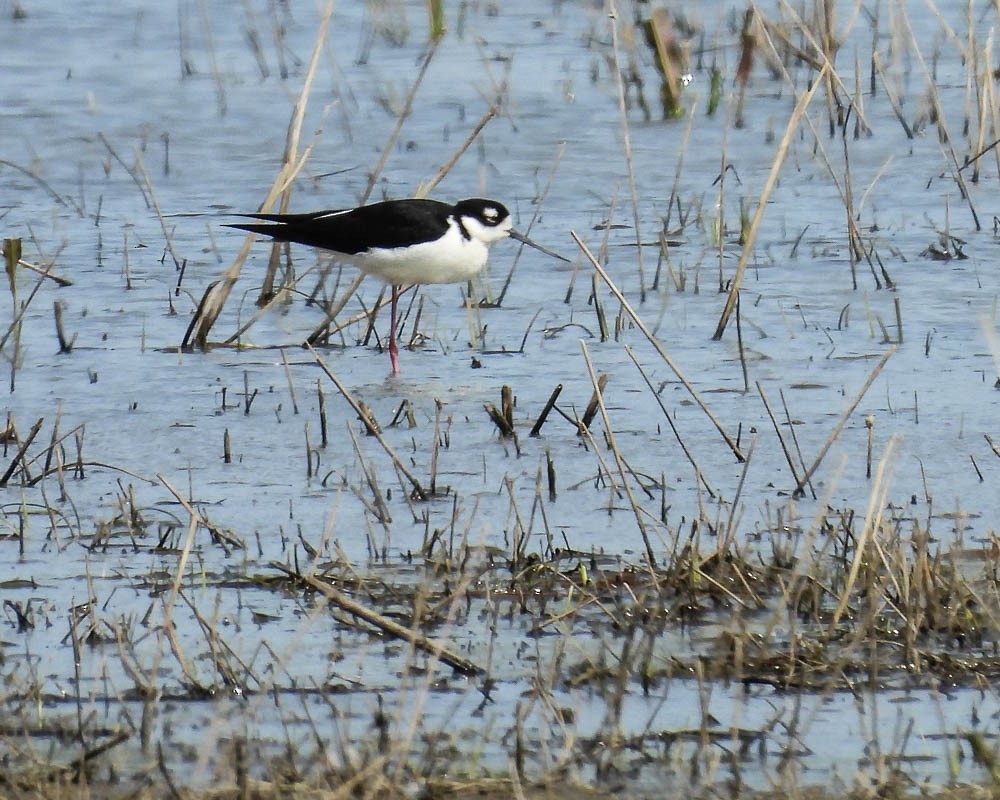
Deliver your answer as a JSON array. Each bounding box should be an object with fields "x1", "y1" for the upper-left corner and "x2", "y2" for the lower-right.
[{"x1": 483, "y1": 207, "x2": 498, "y2": 221}]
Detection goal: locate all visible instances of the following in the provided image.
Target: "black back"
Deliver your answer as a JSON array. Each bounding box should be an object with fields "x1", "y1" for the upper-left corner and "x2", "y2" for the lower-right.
[{"x1": 228, "y1": 199, "x2": 457, "y2": 254}]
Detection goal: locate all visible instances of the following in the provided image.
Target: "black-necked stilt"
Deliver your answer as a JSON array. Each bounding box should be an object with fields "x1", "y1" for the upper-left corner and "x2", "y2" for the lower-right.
[{"x1": 227, "y1": 198, "x2": 566, "y2": 375}]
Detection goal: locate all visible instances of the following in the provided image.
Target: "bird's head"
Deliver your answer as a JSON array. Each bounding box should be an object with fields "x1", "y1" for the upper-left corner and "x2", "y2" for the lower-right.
[
  {"x1": 453, "y1": 199, "x2": 513, "y2": 245},
  {"x1": 454, "y1": 197, "x2": 571, "y2": 262}
]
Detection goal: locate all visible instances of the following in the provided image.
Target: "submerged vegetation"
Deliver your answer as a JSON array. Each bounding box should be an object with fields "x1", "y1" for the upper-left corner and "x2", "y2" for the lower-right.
[{"x1": 5, "y1": 0, "x2": 1000, "y2": 798}]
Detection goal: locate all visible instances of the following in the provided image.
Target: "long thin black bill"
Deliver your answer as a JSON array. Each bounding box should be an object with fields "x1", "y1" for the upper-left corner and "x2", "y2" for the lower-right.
[{"x1": 510, "y1": 230, "x2": 571, "y2": 263}]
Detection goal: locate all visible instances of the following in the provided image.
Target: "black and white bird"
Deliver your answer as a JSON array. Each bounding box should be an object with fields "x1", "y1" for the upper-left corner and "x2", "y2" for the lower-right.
[{"x1": 227, "y1": 197, "x2": 566, "y2": 375}]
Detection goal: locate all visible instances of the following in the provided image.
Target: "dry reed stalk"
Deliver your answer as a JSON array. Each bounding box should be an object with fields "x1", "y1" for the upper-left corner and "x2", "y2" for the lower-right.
[
  {"x1": 608, "y1": 0, "x2": 647, "y2": 300},
  {"x1": 0, "y1": 158, "x2": 75, "y2": 212},
  {"x1": 719, "y1": 433, "x2": 755, "y2": 555},
  {"x1": 1, "y1": 255, "x2": 57, "y2": 356},
  {"x1": 896, "y1": 5, "x2": 980, "y2": 230},
  {"x1": 279, "y1": 348, "x2": 299, "y2": 414},
  {"x1": 872, "y1": 51, "x2": 914, "y2": 138},
  {"x1": 414, "y1": 105, "x2": 496, "y2": 199},
  {"x1": 194, "y1": 0, "x2": 227, "y2": 115},
  {"x1": 428, "y1": 399, "x2": 443, "y2": 496},
  {"x1": 345, "y1": 422, "x2": 392, "y2": 524},
  {"x1": 132, "y1": 147, "x2": 182, "y2": 269},
  {"x1": 362, "y1": 35, "x2": 442, "y2": 203},
  {"x1": 304, "y1": 422, "x2": 314, "y2": 478},
  {"x1": 574, "y1": 232, "x2": 745, "y2": 462},
  {"x1": 755, "y1": 7, "x2": 872, "y2": 132},
  {"x1": 754, "y1": 19, "x2": 889, "y2": 289},
  {"x1": 663, "y1": 102, "x2": 697, "y2": 233},
  {"x1": 306, "y1": 343, "x2": 427, "y2": 500},
  {"x1": 14, "y1": 255, "x2": 72, "y2": 286},
  {"x1": 178, "y1": 589, "x2": 260, "y2": 689},
  {"x1": 579, "y1": 340, "x2": 656, "y2": 567},
  {"x1": 733, "y1": 8, "x2": 755, "y2": 129},
  {"x1": 794, "y1": 345, "x2": 896, "y2": 497},
  {"x1": 155, "y1": 472, "x2": 207, "y2": 691},
  {"x1": 578, "y1": 371, "x2": 608, "y2": 433},
  {"x1": 829, "y1": 435, "x2": 902, "y2": 631},
  {"x1": 184, "y1": 0, "x2": 334, "y2": 349},
  {"x1": 53, "y1": 300, "x2": 74, "y2": 353},
  {"x1": 712, "y1": 63, "x2": 828, "y2": 339},
  {"x1": 317, "y1": 379, "x2": 328, "y2": 447},
  {"x1": 223, "y1": 263, "x2": 320, "y2": 344},
  {"x1": 96, "y1": 132, "x2": 150, "y2": 207},
  {"x1": 291, "y1": 570, "x2": 483, "y2": 676},
  {"x1": 307, "y1": 283, "x2": 400, "y2": 346},
  {"x1": 755, "y1": 380, "x2": 804, "y2": 490}
]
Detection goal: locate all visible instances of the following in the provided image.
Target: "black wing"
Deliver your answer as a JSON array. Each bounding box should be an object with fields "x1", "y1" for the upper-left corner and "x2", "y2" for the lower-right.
[{"x1": 226, "y1": 199, "x2": 454, "y2": 255}]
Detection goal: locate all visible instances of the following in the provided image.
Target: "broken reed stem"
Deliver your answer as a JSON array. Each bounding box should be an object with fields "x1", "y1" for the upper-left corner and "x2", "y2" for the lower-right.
[
  {"x1": 578, "y1": 372, "x2": 608, "y2": 432},
  {"x1": 291, "y1": 569, "x2": 482, "y2": 675},
  {"x1": 317, "y1": 379, "x2": 328, "y2": 447},
  {"x1": 579, "y1": 340, "x2": 657, "y2": 567},
  {"x1": 0, "y1": 417, "x2": 44, "y2": 487},
  {"x1": 713, "y1": 63, "x2": 828, "y2": 339},
  {"x1": 530, "y1": 384, "x2": 562, "y2": 437},
  {"x1": 794, "y1": 345, "x2": 897, "y2": 497},
  {"x1": 306, "y1": 343, "x2": 427, "y2": 500},
  {"x1": 17, "y1": 256, "x2": 72, "y2": 286},
  {"x1": 573, "y1": 232, "x2": 745, "y2": 462},
  {"x1": 53, "y1": 300, "x2": 74, "y2": 353}
]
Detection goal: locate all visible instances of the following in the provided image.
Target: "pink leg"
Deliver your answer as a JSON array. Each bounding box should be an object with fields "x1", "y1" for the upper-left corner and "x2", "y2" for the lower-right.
[{"x1": 388, "y1": 284, "x2": 400, "y2": 376}]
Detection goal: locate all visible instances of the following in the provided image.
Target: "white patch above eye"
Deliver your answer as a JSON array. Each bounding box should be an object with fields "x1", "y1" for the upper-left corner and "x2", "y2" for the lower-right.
[{"x1": 483, "y1": 207, "x2": 499, "y2": 221}]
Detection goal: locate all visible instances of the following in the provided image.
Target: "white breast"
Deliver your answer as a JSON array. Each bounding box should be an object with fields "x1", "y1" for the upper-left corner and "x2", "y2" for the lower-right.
[{"x1": 349, "y1": 223, "x2": 491, "y2": 285}]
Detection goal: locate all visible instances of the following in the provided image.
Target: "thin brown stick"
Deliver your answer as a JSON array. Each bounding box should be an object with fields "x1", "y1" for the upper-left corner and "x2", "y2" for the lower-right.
[
  {"x1": 286, "y1": 567, "x2": 482, "y2": 676},
  {"x1": 756, "y1": 380, "x2": 804, "y2": 491},
  {"x1": 415, "y1": 105, "x2": 496, "y2": 199},
  {"x1": 133, "y1": 147, "x2": 182, "y2": 270},
  {"x1": 362, "y1": 36, "x2": 442, "y2": 204},
  {"x1": 794, "y1": 346, "x2": 897, "y2": 496}
]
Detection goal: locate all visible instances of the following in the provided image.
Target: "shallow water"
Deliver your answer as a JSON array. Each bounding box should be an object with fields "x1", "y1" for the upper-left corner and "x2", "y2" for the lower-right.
[{"x1": 3, "y1": 0, "x2": 1000, "y2": 794}]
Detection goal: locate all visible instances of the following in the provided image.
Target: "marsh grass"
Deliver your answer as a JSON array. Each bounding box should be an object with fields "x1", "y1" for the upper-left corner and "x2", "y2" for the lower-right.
[
  {"x1": 5, "y1": 386, "x2": 1000, "y2": 798},
  {"x1": 9, "y1": 0, "x2": 1000, "y2": 798}
]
